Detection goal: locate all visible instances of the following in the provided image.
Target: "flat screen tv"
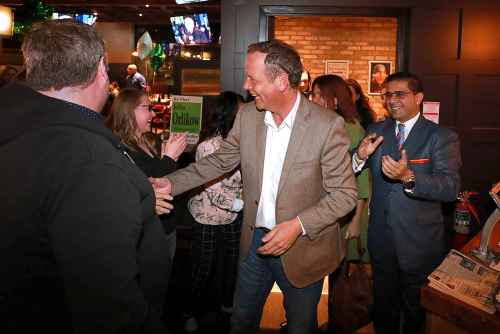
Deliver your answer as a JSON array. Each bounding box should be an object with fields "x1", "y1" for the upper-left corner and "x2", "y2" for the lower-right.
[
  {"x1": 170, "y1": 13, "x2": 211, "y2": 45},
  {"x1": 75, "y1": 14, "x2": 97, "y2": 26},
  {"x1": 52, "y1": 12, "x2": 97, "y2": 25}
]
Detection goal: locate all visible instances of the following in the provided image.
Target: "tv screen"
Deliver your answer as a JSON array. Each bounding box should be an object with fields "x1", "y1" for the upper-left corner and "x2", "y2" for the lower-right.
[
  {"x1": 170, "y1": 13, "x2": 211, "y2": 45},
  {"x1": 75, "y1": 14, "x2": 97, "y2": 26},
  {"x1": 52, "y1": 12, "x2": 97, "y2": 25}
]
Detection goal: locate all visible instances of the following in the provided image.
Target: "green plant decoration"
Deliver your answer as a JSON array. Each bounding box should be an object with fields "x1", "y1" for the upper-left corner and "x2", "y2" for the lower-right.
[{"x1": 13, "y1": 0, "x2": 54, "y2": 35}]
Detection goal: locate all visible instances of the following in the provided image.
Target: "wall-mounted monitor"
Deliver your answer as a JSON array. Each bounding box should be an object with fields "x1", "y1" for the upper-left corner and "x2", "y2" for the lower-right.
[
  {"x1": 75, "y1": 14, "x2": 97, "y2": 26},
  {"x1": 170, "y1": 13, "x2": 211, "y2": 45},
  {"x1": 52, "y1": 12, "x2": 97, "y2": 25}
]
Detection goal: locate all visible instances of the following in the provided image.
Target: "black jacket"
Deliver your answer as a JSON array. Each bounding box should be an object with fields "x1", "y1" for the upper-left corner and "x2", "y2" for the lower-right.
[
  {"x1": 127, "y1": 146, "x2": 178, "y2": 234},
  {"x1": 0, "y1": 83, "x2": 169, "y2": 333}
]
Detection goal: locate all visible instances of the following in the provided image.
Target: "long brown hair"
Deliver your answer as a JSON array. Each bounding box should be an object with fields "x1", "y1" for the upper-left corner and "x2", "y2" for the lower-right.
[
  {"x1": 312, "y1": 74, "x2": 359, "y2": 123},
  {"x1": 105, "y1": 88, "x2": 156, "y2": 154},
  {"x1": 346, "y1": 78, "x2": 375, "y2": 129}
]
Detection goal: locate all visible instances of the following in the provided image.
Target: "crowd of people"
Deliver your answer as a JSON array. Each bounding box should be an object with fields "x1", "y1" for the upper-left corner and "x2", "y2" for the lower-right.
[{"x1": 1, "y1": 19, "x2": 462, "y2": 334}]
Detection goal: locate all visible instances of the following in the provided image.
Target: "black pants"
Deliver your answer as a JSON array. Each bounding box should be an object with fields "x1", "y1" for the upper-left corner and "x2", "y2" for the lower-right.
[
  {"x1": 369, "y1": 229, "x2": 429, "y2": 334},
  {"x1": 189, "y1": 215, "x2": 242, "y2": 315}
]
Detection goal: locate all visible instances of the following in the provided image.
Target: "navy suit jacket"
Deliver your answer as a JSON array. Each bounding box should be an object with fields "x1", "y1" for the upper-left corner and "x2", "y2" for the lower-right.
[{"x1": 365, "y1": 116, "x2": 461, "y2": 274}]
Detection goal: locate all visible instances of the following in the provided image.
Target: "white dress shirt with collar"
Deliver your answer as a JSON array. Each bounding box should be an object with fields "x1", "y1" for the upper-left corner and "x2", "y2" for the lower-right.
[
  {"x1": 353, "y1": 112, "x2": 420, "y2": 172},
  {"x1": 255, "y1": 92, "x2": 301, "y2": 231}
]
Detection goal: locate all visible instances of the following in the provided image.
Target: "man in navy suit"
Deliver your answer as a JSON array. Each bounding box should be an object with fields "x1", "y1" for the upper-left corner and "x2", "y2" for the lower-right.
[{"x1": 353, "y1": 72, "x2": 461, "y2": 334}]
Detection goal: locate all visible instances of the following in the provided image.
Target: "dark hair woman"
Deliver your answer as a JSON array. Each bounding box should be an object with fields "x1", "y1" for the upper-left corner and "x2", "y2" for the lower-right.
[
  {"x1": 199, "y1": 91, "x2": 243, "y2": 142},
  {"x1": 311, "y1": 74, "x2": 370, "y2": 262},
  {"x1": 346, "y1": 78, "x2": 376, "y2": 129},
  {"x1": 184, "y1": 91, "x2": 244, "y2": 333}
]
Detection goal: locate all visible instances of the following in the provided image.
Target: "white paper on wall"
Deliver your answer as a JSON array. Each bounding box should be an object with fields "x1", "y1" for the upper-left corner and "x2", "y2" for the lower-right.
[{"x1": 423, "y1": 101, "x2": 440, "y2": 124}]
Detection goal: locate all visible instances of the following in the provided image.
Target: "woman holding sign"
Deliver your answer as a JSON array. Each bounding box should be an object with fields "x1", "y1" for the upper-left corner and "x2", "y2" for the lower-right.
[
  {"x1": 105, "y1": 88, "x2": 187, "y2": 313},
  {"x1": 183, "y1": 91, "x2": 244, "y2": 334}
]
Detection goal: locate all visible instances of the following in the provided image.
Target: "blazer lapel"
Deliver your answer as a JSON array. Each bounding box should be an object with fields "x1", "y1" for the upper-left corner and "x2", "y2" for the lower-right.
[
  {"x1": 255, "y1": 110, "x2": 267, "y2": 194},
  {"x1": 401, "y1": 115, "x2": 428, "y2": 158},
  {"x1": 381, "y1": 118, "x2": 398, "y2": 160},
  {"x1": 277, "y1": 97, "x2": 310, "y2": 194},
  {"x1": 379, "y1": 119, "x2": 400, "y2": 193}
]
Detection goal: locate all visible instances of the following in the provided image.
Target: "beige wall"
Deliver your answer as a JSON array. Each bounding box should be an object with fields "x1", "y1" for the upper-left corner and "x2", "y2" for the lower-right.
[
  {"x1": 95, "y1": 22, "x2": 134, "y2": 64},
  {"x1": 275, "y1": 16, "x2": 397, "y2": 120}
]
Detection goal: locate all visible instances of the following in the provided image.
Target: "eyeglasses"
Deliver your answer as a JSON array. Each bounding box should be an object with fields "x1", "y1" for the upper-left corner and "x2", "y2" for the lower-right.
[
  {"x1": 382, "y1": 91, "x2": 413, "y2": 100},
  {"x1": 137, "y1": 103, "x2": 152, "y2": 111}
]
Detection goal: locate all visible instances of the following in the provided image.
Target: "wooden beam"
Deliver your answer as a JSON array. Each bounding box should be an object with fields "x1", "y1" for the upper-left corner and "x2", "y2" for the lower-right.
[{"x1": 4, "y1": 0, "x2": 219, "y2": 7}]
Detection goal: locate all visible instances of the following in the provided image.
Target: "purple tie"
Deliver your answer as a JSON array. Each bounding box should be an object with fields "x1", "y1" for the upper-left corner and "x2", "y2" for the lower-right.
[{"x1": 396, "y1": 123, "x2": 405, "y2": 150}]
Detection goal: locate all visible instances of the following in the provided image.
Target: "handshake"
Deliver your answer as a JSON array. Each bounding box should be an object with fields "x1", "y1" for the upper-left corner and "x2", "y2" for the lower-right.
[{"x1": 150, "y1": 177, "x2": 174, "y2": 215}]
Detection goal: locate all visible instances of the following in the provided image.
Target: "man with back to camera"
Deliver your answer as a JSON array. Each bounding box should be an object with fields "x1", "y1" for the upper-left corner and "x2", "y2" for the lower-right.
[
  {"x1": 153, "y1": 39, "x2": 358, "y2": 334},
  {"x1": 0, "y1": 19, "x2": 174, "y2": 333},
  {"x1": 353, "y1": 72, "x2": 461, "y2": 334},
  {"x1": 126, "y1": 63, "x2": 147, "y2": 90}
]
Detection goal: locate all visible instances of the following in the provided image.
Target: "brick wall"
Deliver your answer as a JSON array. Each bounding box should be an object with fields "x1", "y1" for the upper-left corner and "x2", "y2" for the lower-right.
[{"x1": 274, "y1": 16, "x2": 398, "y2": 119}]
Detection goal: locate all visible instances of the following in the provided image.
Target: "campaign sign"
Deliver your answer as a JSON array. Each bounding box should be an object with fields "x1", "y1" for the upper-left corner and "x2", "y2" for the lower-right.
[{"x1": 170, "y1": 95, "x2": 203, "y2": 144}]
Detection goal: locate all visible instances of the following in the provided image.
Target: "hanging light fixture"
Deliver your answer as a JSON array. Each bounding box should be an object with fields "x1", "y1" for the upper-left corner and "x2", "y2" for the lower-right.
[{"x1": 0, "y1": 5, "x2": 13, "y2": 37}]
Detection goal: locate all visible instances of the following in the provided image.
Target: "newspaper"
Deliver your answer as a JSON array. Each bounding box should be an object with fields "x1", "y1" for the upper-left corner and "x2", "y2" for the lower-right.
[{"x1": 427, "y1": 249, "x2": 500, "y2": 314}]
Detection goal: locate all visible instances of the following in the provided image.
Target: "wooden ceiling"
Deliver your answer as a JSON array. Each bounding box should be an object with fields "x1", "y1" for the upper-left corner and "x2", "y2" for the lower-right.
[{"x1": 5, "y1": 0, "x2": 221, "y2": 24}]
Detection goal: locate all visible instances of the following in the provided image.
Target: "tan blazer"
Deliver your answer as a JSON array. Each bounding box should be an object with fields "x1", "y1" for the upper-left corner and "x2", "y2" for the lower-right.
[{"x1": 168, "y1": 96, "x2": 357, "y2": 288}]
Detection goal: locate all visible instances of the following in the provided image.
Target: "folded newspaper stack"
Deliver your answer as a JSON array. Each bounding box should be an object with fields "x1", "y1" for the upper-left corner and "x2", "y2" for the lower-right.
[{"x1": 427, "y1": 249, "x2": 500, "y2": 314}]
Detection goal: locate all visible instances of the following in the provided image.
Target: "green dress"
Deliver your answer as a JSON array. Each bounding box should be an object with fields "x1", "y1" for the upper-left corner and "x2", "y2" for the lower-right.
[{"x1": 342, "y1": 120, "x2": 371, "y2": 262}]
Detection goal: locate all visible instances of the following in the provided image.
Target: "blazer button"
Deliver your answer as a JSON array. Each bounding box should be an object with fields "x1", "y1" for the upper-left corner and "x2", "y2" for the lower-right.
[
  {"x1": 254, "y1": 200, "x2": 258, "y2": 205},
  {"x1": 250, "y1": 226, "x2": 254, "y2": 231}
]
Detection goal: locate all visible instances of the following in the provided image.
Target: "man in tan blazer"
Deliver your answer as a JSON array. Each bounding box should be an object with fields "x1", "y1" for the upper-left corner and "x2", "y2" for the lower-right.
[{"x1": 155, "y1": 40, "x2": 357, "y2": 334}]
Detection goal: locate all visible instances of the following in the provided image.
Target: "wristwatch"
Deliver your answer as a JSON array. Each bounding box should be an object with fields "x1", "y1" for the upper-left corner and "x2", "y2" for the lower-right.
[{"x1": 402, "y1": 170, "x2": 416, "y2": 192}]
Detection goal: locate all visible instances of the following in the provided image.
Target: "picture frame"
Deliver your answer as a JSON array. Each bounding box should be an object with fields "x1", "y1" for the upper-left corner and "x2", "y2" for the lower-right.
[
  {"x1": 368, "y1": 60, "x2": 392, "y2": 95},
  {"x1": 0, "y1": 64, "x2": 23, "y2": 86},
  {"x1": 325, "y1": 60, "x2": 350, "y2": 79}
]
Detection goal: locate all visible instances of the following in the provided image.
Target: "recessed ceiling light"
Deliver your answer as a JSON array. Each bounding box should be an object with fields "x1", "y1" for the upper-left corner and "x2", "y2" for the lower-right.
[
  {"x1": 138, "y1": 13, "x2": 143, "y2": 17},
  {"x1": 93, "y1": 12, "x2": 98, "y2": 16},
  {"x1": 145, "y1": 4, "x2": 150, "y2": 8}
]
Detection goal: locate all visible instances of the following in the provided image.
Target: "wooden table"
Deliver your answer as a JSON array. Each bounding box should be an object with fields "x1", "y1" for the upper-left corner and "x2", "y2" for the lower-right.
[{"x1": 421, "y1": 221, "x2": 500, "y2": 334}]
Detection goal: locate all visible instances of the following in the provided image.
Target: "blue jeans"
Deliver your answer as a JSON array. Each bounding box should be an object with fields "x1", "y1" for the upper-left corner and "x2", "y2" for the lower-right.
[{"x1": 230, "y1": 228, "x2": 323, "y2": 334}]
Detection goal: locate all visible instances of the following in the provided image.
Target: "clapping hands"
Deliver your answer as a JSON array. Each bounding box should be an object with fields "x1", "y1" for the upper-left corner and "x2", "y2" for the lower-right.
[
  {"x1": 357, "y1": 133, "x2": 384, "y2": 160},
  {"x1": 162, "y1": 133, "x2": 187, "y2": 162},
  {"x1": 381, "y1": 149, "x2": 410, "y2": 181}
]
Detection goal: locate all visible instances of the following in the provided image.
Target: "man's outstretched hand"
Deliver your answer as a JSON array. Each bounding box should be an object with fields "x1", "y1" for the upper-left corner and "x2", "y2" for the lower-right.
[{"x1": 150, "y1": 177, "x2": 173, "y2": 215}]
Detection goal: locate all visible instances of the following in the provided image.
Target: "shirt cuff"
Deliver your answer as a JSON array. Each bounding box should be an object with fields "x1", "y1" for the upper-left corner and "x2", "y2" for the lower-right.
[
  {"x1": 297, "y1": 216, "x2": 307, "y2": 236},
  {"x1": 231, "y1": 198, "x2": 244, "y2": 212},
  {"x1": 352, "y1": 152, "x2": 366, "y2": 172}
]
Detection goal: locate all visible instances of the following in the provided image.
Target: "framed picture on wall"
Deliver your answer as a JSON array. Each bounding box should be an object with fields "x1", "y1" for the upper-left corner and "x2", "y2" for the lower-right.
[
  {"x1": 368, "y1": 60, "x2": 392, "y2": 95},
  {"x1": 325, "y1": 60, "x2": 350, "y2": 79},
  {"x1": 0, "y1": 64, "x2": 23, "y2": 86}
]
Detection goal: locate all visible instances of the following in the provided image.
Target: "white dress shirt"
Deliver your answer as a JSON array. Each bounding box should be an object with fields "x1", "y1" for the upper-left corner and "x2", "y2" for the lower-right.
[
  {"x1": 255, "y1": 93, "x2": 301, "y2": 230},
  {"x1": 352, "y1": 112, "x2": 420, "y2": 172}
]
